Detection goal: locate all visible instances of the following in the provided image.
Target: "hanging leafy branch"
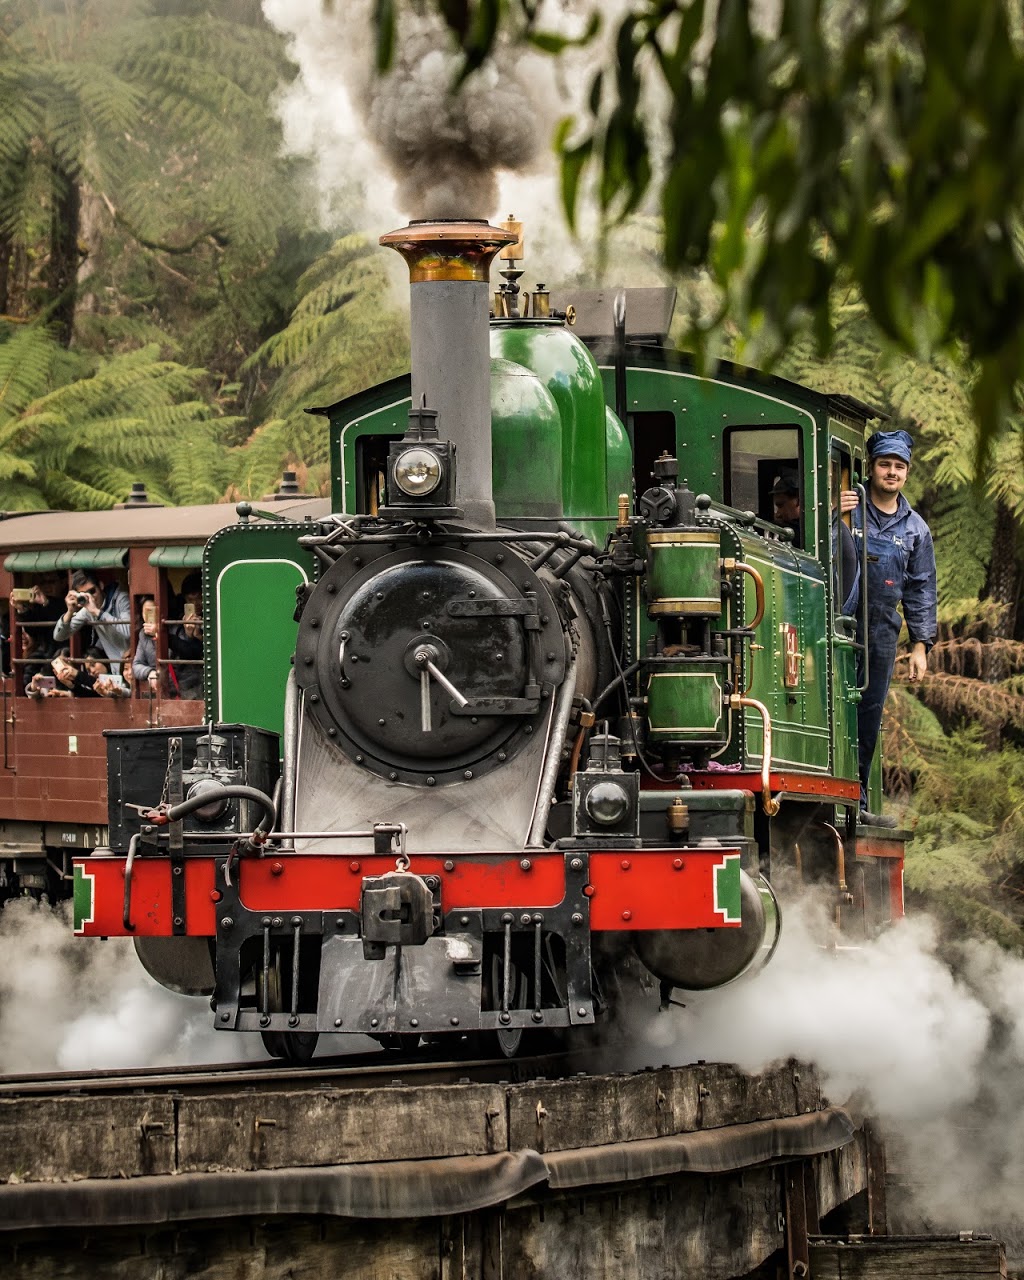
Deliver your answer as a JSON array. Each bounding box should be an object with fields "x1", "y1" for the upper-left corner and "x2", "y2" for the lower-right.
[{"x1": 378, "y1": 0, "x2": 1024, "y2": 449}]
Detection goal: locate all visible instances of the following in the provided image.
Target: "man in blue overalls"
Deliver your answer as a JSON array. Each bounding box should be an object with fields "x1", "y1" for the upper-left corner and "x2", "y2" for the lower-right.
[{"x1": 849, "y1": 429, "x2": 936, "y2": 826}]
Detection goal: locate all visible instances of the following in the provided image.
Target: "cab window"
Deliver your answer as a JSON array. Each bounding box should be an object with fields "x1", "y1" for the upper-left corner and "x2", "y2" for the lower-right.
[
  {"x1": 356, "y1": 434, "x2": 400, "y2": 514},
  {"x1": 724, "y1": 426, "x2": 803, "y2": 547}
]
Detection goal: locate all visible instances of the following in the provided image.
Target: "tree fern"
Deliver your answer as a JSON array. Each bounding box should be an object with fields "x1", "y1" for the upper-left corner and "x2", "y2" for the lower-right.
[
  {"x1": 0, "y1": 336, "x2": 240, "y2": 509},
  {"x1": 0, "y1": 0, "x2": 310, "y2": 355},
  {"x1": 231, "y1": 234, "x2": 409, "y2": 494}
]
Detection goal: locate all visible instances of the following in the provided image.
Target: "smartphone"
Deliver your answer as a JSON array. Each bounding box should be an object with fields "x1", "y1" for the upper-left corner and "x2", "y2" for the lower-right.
[
  {"x1": 142, "y1": 601, "x2": 157, "y2": 626},
  {"x1": 10, "y1": 588, "x2": 34, "y2": 604},
  {"x1": 37, "y1": 675, "x2": 55, "y2": 690},
  {"x1": 182, "y1": 603, "x2": 197, "y2": 621}
]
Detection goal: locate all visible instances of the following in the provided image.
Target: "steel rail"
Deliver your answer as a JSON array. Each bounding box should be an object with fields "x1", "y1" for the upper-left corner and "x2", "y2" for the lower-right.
[{"x1": 0, "y1": 1046, "x2": 604, "y2": 1099}]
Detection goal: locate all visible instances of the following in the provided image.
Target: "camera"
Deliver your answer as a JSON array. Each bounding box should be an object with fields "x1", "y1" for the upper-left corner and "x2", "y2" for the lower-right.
[{"x1": 75, "y1": 593, "x2": 90, "y2": 607}]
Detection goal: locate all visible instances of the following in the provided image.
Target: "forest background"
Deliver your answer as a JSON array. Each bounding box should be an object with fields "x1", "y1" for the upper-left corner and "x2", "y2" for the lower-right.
[{"x1": 2, "y1": 0, "x2": 1023, "y2": 948}]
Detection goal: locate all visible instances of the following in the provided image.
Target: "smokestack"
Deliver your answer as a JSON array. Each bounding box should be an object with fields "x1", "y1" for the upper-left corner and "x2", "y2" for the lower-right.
[{"x1": 381, "y1": 219, "x2": 516, "y2": 530}]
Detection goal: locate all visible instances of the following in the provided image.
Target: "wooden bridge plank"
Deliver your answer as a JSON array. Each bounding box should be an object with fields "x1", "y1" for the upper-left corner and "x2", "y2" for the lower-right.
[
  {"x1": 0, "y1": 1096, "x2": 175, "y2": 1181},
  {"x1": 809, "y1": 1239, "x2": 1007, "y2": 1278},
  {"x1": 177, "y1": 1083, "x2": 508, "y2": 1172}
]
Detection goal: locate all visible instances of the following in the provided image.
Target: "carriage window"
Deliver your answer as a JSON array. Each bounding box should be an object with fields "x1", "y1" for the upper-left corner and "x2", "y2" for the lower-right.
[{"x1": 724, "y1": 426, "x2": 803, "y2": 546}]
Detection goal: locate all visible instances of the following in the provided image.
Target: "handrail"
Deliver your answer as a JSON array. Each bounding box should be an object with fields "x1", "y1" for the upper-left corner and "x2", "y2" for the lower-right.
[
  {"x1": 723, "y1": 558, "x2": 765, "y2": 631},
  {"x1": 855, "y1": 482, "x2": 870, "y2": 693}
]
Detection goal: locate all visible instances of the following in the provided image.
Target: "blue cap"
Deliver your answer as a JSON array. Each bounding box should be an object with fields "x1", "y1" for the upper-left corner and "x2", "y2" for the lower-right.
[{"x1": 867, "y1": 429, "x2": 913, "y2": 464}]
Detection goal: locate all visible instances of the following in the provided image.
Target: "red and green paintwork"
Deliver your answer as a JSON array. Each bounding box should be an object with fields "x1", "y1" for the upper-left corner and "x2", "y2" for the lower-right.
[
  {"x1": 205, "y1": 326, "x2": 870, "y2": 791},
  {"x1": 73, "y1": 847, "x2": 744, "y2": 937},
  {"x1": 74, "y1": 319, "x2": 899, "y2": 941}
]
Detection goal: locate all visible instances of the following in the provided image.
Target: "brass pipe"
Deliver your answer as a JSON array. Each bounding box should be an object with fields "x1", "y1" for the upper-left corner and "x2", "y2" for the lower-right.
[
  {"x1": 821, "y1": 821, "x2": 850, "y2": 895},
  {"x1": 568, "y1": 707, "x2": 596, "y2": 784},
  {"x1": 568, "y1": 728, "x2": 586, "y2": 782},
  {"x1": 723, "y1": 558, "x2": 765, "y2": 630},
  {"x1": 730, "y1": 694, "x2": 781, "y2": 816}
]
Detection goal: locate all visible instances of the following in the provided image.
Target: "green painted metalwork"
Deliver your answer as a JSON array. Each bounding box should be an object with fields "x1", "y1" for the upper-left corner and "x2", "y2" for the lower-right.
[
  {"x1": 204, "y1": 523, "x2": 320, "y2": 742},
  {"x1": 646, "y1": 532, "x2": 722, "y2": 618},
  {"x1": 326, "y1": 327, "x2": 628, "y2": 541},
  {"x1": 490, "y1": 358, "x2": 563, "y2": 518},
  {"x1": 149, "y1": 544, "x2": 204, "y2": 569},
  {"x1": 604, "y1": 405, "x2": 633, "y2": 516},
  {"x1": 713, "y1": 854, "x2": 742, "y2": 923},
  {"x1": 490, "y1": 322, "x2": 622, "y2": 528},
  {"x1": 72, "y1": 863, "x2": 94, "y2": 934},
  {"x1": 319, "y1": 343, "x2": 885, "y2": 797},
  {"x1": 737, "y1": 536, "x2": 831, "y2": 773},
  {"x1": 326, "y1": 375, "x2": 409, "y2": 514},
  {"x1": 647, "y1": 666, "x2": 726, "y2": 744}
]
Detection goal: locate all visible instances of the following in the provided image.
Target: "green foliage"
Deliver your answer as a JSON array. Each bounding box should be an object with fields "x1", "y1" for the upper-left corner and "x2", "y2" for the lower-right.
[
  {"x1": 889, "y1": 707, "x2": 1024, "y2": 946},
  {"x1": 0, "y1": 324, "x2": 238, "y2": 508},
  {"x1": 388, "y1": 1, "x2": 1024, "y2": 447},
  {"x1": 230, "y1": 234, "x2": 408, "y2": 499},
  {"x1": 0, "y1": 0, "x2": 313, "y2": 383}
]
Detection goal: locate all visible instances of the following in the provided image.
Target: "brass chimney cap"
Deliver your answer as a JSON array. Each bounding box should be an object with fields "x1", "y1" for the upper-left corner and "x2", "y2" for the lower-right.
[{"x1": 381, "y1": 219, "x2": 518, "y2": 283}]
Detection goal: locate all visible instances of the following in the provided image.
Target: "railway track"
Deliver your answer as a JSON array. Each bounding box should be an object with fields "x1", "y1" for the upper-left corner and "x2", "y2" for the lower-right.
[{"x1": 0, "y1": 1044, "x2": 608, "y2": 1098}]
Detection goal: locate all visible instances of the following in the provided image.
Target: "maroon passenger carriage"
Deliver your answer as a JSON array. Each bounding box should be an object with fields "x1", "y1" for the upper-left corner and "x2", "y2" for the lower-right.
[{"x1": 0, "y1": 488, "x2": 326, "y2": 903}]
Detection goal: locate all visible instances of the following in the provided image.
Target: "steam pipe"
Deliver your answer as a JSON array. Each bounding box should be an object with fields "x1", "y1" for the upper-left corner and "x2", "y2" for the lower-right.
[
  {"x1": 729, "y1": 694, "x2": 781, "y2": 816},
  {"x1": 527, "y1": 662, "x2": 578, "y2": 848},
  {"x1": 821, "y1": 821, "x2": 851, "y2": 896},
  {"x1": 280, "y1": 671, "x2": 299, "y2": 850}
]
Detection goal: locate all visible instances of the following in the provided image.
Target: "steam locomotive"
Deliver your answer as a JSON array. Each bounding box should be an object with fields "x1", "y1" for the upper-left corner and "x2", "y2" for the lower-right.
[{"x1": 73, "y1": 219, "x2": 907, "y2": 1060}]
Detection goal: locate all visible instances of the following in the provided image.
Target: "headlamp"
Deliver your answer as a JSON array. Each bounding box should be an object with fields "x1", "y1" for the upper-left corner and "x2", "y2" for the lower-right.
[
  {"x1": 393, "y1": 447, "x2": 442, "y2": 498},
  {"x1": 585, "y1": 781, "x2": 630, "y2": 827}
]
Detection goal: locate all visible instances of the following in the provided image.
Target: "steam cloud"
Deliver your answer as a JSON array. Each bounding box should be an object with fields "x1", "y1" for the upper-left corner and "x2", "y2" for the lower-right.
[
  {"x1": 4, "y1": 891, "x2": 1023, "y2": 1254},
  {"x1": 0, "y1": 899, "x2": 265, "y2": 1071},
  {"x1": 606, "y1": 894, "x2": 1024, "y2": 1239},
  {"x1": 262, "y1": 0, "x2": 569, "y2": 222}
]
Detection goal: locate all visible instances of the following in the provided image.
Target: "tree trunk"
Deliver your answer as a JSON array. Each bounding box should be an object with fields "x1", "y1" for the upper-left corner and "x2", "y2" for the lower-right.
[
  {"x1": 985, "y1": 499, "x2": 1020, "y2": 650},
  {"x1": 48, "y1": 159, "x2": 81, "y2": 347},
  {"x1": 976, "y1": 498, "x2": 1021, "y2": 768},
  {"x1": 0, "y1": 232, "x2": 10, "y2": 316}
]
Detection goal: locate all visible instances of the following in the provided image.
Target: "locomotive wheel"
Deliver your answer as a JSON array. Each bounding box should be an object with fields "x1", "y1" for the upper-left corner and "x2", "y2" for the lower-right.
[
  {"x1": 257, "y1": 952, "x2": 319, "y2": 1064},
  {"x1": 487, "y1": 953, "x2": 530, "y2": 1059}
]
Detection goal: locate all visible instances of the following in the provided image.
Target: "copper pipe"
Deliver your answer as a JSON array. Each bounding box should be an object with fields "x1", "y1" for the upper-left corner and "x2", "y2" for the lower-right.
[
  {"x1": 723, "y1": 558, "x2": 766, "y2": 630},
  {"x1": 821, "y1": 821, "x2": 849, "y2": 894},
  {"x1": 730, "y1": 694, "x2": 780, "y2": 816},
  {"x1": 568, "y1": 727, "x2": 586, "y2": 782}
]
